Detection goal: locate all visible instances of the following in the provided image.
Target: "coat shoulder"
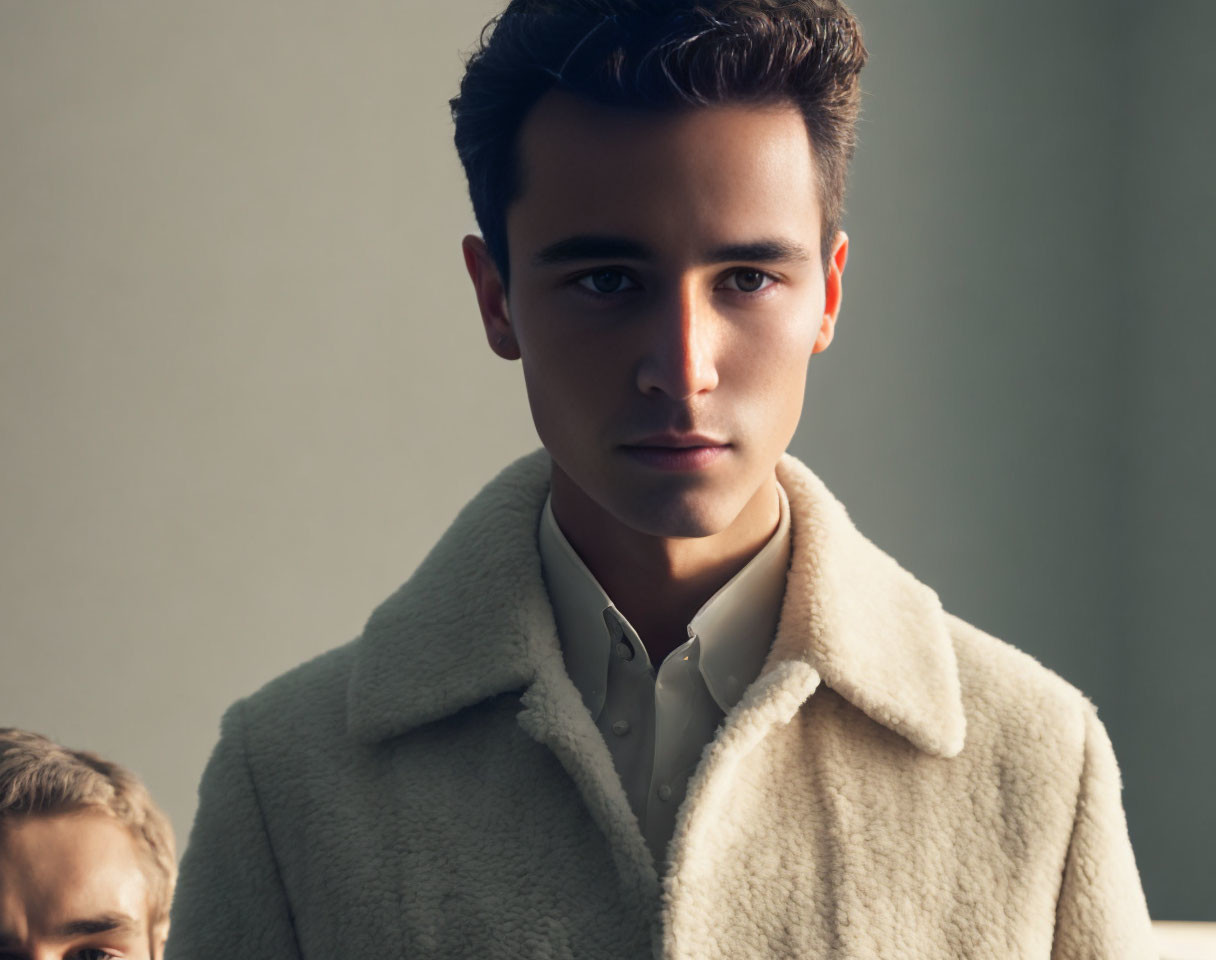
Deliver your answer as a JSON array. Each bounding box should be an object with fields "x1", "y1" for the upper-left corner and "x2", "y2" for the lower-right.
[
  {"x1": 945, "y1": 611, "x2": 1095, "y2": 761},
  {"x1": 228, "y1": 640, "x2": 358, "y2": 755}
]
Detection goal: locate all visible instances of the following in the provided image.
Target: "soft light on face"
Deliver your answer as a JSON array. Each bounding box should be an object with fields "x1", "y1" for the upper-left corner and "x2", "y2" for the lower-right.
[
  {"x1": 472, "y1": 91, "x2": 846, "y2": 540},
  {"x1": 0, "y1": 811, "x2": 161, "y2": 960}
]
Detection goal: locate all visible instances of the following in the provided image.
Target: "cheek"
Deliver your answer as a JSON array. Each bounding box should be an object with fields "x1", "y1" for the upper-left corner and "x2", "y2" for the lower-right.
[
  {"x1": 727, "y1": 309, "x2": 816, "y2": 389},
  {"x1": 722, "y1": 313, "x2": 815, "y2": 449},
  {"x1": 519, "y1": 346, "x2": 603, "y2": 445},
  {"x1": 518, "y1": 316, "x2": 625, "y2": 410}
]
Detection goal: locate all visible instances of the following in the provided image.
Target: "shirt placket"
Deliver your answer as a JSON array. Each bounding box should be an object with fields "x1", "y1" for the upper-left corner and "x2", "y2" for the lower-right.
[
  {"x1": 598, "y1": 611, "x2": 657, "y2": 839},
  {"x1": 645, "y1": 632, "x2": 725, "y2": 867}
]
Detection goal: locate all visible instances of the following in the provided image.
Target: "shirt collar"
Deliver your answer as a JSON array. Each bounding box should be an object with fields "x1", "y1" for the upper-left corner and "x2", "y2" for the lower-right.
[
  {"x1": 346, "y1": 447, "x2": 965, "y2": 759},
  {"x1": 538, "y1": 481, "x2": 792, "y2": 718}
]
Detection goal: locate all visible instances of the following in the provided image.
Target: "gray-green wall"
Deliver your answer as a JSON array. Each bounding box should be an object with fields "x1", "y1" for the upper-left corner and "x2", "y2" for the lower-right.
[{"x1": 830, "y1": 0, "x2": 1215, "y2": 919}]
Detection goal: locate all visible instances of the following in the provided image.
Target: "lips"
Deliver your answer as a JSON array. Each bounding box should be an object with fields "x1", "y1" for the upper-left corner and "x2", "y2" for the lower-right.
[
  {"x1": 625, "y1": 432, "x2": 728, "y2": 449},
  {"x1": 619, "y1": 442, "x2": 730, "y2": 471}
]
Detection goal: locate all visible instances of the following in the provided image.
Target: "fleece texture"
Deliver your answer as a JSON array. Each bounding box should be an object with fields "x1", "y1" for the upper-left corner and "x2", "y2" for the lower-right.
[{"x1": 166, "y1": 448, "x2": 1155, "y2": 959}]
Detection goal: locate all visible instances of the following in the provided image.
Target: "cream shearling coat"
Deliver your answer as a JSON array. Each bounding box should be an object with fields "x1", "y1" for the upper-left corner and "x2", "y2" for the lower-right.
[{"x1": 167, "y1": 449, "x2": 1155, "y2": 959}]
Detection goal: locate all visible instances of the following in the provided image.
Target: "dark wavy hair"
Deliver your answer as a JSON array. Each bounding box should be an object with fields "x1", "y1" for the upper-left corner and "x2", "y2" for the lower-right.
[{"x1": 450, "y1": 0, "x2": 867, "y2": 289}]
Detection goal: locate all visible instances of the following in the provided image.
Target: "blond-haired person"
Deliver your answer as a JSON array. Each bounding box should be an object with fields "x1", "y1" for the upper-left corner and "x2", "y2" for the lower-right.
[{"x1": 0, "y1": 729, "x2": 176, "y2": 960}]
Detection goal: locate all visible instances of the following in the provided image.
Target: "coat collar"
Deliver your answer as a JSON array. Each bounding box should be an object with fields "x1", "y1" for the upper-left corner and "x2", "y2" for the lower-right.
[
  {"x1": 347, "y1": 448, "x2": 965, "y2": 758},
  {"x1": 538, "y1": 480, "x2": 791, "y2": 721}
]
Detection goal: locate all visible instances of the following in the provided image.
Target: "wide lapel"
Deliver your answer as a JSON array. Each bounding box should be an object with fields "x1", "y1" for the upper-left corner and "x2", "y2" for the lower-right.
[
  {"x1": 346, "y1": 448, "x2": 659, "y2": 915},
  {"x1": 765, "y1": 452, "x2": 966, "y2": 758},
  {"x1": 661, "y1": 452, "x2": 967, "y2": 943}
]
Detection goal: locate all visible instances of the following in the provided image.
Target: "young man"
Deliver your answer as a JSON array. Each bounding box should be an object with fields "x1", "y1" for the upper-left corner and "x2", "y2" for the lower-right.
[
  {"x1": 168, "y1": 1, "x2": 1155, "y2": 957},
  {"x1": 0, "y1": 729, "x2": 177, "y2": 960}
]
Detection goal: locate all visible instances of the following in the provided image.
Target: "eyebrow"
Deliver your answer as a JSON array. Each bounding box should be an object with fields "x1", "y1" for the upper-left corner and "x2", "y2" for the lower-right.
[
  {"x1": 53, "y1": 913, "x2": 138, "y2": 938},
  {"x1": 0, "y1": 914, "x2": 139, "y2": 946},
  {"x1": 530, "y1": 234, "x2": 814, "y2": 268}
]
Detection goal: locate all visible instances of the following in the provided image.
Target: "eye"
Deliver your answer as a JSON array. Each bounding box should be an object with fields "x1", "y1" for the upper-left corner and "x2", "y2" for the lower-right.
[
  {"x1": 575, "y1": 269, "x2": 638, "y2": 296},
  {"x1": 70, "y1": 950, "x2": 118, "y2": 960},
  {"x1": 722, "y1": 269, "x2": 776, "y2": 294}
]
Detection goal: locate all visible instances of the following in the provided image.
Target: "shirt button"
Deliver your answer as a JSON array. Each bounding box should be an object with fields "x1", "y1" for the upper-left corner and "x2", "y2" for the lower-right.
[
  {"x1": 611, "y1": 719, "x2": 630, "y2": 736},
  {"x1": 615, "y1": 640, "x2": 634, "y2": 661},
  {"x1": 657, "y1": 784, "x2": 672, "y2": 802}
]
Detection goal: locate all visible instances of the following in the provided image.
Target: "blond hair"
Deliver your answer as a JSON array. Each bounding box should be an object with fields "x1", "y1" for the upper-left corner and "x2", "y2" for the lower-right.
[{"x1": 0, "y1": 728, "x2": 177, "y2": 928}]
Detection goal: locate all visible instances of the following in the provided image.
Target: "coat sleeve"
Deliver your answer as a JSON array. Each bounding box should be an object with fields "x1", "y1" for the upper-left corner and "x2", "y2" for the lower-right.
[
  {"x1": 1050, "y1": 700, "x2": 1156, "y2": 960},
  {"x1": 166, "y1": 700, "x2": 304, "y2": 960}
]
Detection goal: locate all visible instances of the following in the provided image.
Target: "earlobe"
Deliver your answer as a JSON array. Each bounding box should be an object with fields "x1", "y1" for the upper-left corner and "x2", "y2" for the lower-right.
[
  {"x1": 813, "y1": 312, "x2": 837, "y2": 353},
  {"x1": 151, "y1": 921, "x2": 169, "y2": 960}
]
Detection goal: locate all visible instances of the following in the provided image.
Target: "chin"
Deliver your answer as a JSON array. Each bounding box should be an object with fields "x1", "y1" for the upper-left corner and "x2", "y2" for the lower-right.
[{"x1": 609, "y1": 483, "x2": 744, "y2": 540}]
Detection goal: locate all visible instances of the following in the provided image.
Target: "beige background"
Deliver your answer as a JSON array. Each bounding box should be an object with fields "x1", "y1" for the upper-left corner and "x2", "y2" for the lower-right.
[
  {"x1": 1, "y1": 0, "x2": 520, "y2": 847},
  {"x1": 2, "y1": 0, "x2": 1212, "y2": 919}
]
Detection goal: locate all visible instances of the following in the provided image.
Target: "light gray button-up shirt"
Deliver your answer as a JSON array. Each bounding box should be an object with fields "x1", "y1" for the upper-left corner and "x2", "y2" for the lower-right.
[{"x1": 537, "y1": 481, "x2": 792, "y2": 867}]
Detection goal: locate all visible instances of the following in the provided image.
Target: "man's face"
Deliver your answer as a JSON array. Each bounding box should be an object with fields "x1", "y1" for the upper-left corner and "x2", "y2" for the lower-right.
[
  {"x1": 467, "y1": 91, "x2": 846, "y2": 539},
  {"x1": 0, "y1": 811, "x2": 162, "y2": 960}
]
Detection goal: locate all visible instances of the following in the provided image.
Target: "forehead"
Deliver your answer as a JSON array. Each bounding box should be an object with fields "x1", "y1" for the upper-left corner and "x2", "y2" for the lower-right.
[
  {"x1": 508, "y1": 90, "x2": 821, "y2": 259},
  {"x1": 0, "y1": 812, "x2": 149, "y2": 938}
]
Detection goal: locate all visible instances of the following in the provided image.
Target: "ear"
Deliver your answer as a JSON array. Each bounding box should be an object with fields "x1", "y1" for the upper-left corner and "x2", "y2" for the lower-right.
[
  {"x1": 150, "y1": 919, "x2": 169, "y2": 960},
  {"x1": 461, "y1": 234, "x2": 520, "y2": 360},
  {"x1": 813, "y1": 230, "x2": 849, "y2": 355}
]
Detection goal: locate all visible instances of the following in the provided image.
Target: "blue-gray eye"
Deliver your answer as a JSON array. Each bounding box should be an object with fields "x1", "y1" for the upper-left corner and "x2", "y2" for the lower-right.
[
  {"x1": 730, "y1": 269, "x2": 771, "y2": 293},
  {"x1": 578, "y1": 270, "x2": 636, "y2": 295}
]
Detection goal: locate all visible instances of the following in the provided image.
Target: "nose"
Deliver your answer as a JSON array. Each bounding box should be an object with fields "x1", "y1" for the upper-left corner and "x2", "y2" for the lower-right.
[{"x1": 635, "y1": 281, "x2": 720, "y2": 400}]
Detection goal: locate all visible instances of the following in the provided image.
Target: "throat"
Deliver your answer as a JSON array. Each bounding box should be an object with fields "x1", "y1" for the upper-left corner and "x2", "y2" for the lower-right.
[{"x1": 628, "y1": 612, "x2": 697, "y2": 669}]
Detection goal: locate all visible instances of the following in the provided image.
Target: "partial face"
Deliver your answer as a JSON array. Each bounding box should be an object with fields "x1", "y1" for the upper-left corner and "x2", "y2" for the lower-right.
[
  {"x1": 466, "y1": 92, "x2": 847, "y2": 538},
  {"x1": 0, "y1": 811, "x2": 162, "y2": 960}
]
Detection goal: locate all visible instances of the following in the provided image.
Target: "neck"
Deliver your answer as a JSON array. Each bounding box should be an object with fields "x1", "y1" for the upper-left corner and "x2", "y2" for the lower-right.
[{"x1": 549, "y1": 464, "x2": 781, "y2": 663}]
